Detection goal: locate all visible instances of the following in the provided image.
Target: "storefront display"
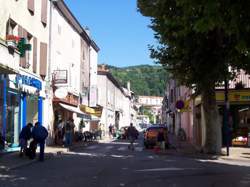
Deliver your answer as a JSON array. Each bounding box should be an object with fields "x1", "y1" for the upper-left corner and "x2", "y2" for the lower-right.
[{"x1": 0, "y1": 71, "x2": 44, "y2": 151}]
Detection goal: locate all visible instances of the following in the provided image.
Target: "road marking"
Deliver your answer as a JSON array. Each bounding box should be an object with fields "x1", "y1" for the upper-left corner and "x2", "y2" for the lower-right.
[
  {"x1": 135, "y1": 167, "x2": 200, "y2": 172},
  {"x1": 86, "y1": 145, "x2": 98, "y2": 150},
  {"x1": 105, "y1": 145, "x2": 114, "y2": 150},
  {"x1": 135, "y1": 147, "x2": 143, "y2": 152},
  {"x1": 117, "y1": 146, "x2": 143, "y2": 151},
  {"x1": 118, "y1": 146, "x2": 127, "y2": 151}
]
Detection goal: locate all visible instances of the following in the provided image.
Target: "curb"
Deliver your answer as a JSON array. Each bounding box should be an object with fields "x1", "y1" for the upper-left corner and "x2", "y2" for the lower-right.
[{"x1": 219, "y1": 156, "x2": 250, "y2": 162}]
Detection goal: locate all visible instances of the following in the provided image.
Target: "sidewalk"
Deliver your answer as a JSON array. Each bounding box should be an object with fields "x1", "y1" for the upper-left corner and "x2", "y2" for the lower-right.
[
  {"x1": 161, "y1": 134, "x2": 250, "y2": 162},
  {"x1": 0, "y1": 140, "x2": 100, "y2": 172},
  {"x1": 220, "y1": 146, "x2": 250, "y2": 161}
]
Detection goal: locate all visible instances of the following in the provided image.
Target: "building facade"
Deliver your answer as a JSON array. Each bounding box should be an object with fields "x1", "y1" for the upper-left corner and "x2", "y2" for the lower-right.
[
  {"x1": 162, "y1": 79, "x2": 193, "y2": 141},
  {"x1": 49, "y1": 1, "x2": 100, "y2": 144},
  {"x1": 97, "y1": 65, "x2": 135, "y2": 136},
  {"x1": 137, "y1": 95, "x2": 163, "y2": 124},
  {"x1": 0, "y1": 0, "x2": 49, "y2": 150}
]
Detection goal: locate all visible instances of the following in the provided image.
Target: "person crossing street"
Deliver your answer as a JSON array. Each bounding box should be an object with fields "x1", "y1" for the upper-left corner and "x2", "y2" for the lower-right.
[{"x1": 127, "y1": 123, "x2": 138, "y2": 150}]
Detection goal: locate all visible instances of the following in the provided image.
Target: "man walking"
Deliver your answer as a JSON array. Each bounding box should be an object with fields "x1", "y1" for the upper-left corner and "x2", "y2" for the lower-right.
[
  {"x1": 127, "y1": 123, "x2": 138, "y2": 150},
  {"x1": 32, "y1": 122, "x2": 48, "y2": 161}
]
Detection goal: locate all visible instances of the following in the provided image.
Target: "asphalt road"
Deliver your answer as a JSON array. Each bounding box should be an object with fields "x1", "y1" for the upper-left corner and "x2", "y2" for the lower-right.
[{"x1": 1, "y1": 136, "x2": 250, "y2": 187}]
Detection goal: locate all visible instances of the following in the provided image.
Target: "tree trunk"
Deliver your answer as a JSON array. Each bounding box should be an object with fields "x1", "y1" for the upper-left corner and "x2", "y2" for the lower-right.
[{"x1": 201, "y1": 87, "x2": 222, "y2": 154}]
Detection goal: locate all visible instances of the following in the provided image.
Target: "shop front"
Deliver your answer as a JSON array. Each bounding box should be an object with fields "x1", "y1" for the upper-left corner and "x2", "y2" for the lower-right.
[
  {"x1": 0, "y1": 71, "x2": 43, "y2": 151},
  {"x1": 216, "y1": 89, "x2": 250, "y2": 147},
  {"x1": 80, "y1": 105, "x2": 102, "y2": 131},
  {"x1": 53, "y1": 92, "x2": 91, "y2": 144}
]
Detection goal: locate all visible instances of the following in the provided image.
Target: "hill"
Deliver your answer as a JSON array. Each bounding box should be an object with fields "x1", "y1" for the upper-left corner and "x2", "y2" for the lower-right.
[{"x1": 108, "y1": 65, "x2": 169, "y2": 96}]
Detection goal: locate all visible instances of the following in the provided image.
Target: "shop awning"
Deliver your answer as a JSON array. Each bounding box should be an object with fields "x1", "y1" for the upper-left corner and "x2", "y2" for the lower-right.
[
  {"x1": 59, "y1": 103, "x2": 91, "y2": 119},
  {"x1": 80, "y1": 105, "x2": 103, "y2": 117}
]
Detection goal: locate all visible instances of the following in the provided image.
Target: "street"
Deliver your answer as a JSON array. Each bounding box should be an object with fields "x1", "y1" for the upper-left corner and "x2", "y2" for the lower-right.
[{"x1": 1, "y1": 135, "x2": 250, "y2": 187}]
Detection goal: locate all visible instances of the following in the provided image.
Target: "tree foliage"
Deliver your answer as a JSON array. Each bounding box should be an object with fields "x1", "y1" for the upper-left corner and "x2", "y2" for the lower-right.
[
  {"x1": 138, "y1": 0, "x2": 250, "y2": 153},
  {"x1": 138, "y1": 0, "x2": 250, "y2": 90},
  {"x1": 109, "y1": 65, "x2": 168, "y2": 96}
]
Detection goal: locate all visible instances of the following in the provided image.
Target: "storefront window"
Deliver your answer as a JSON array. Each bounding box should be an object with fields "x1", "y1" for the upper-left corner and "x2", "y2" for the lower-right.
[{"x1": 6, "y1": 91, "x2": 20, "y2": 148}]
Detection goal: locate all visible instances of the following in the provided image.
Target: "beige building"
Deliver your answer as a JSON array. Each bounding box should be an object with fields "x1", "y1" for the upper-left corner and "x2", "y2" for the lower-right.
[
  {"x1": 97, "y1": 65, "x2": 136, "y2": 136},
  {"x1": 0, "y1": 0, "x2": 50, "y2": 150},
  {"x1": 137, "y1": 95, "x2": 163, "y2": 124}
]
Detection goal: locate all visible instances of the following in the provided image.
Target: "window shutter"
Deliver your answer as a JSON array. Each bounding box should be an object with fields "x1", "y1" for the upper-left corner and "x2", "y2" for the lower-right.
[
  {"x1": 41, "y1": 0, "x2": 47, "y2": 25},
  {"x1": 27, "y1": 0, "x2": 35, "y2": 13},
  {"x1": 40, "y1": 42, "x2": 47, "y2": 77},
  {"x1": 18, "y1": 25, "x2": 27, "y2": 68},
  {"x1": 33, "y1": 37, "x2": 37, "y2": 73}
]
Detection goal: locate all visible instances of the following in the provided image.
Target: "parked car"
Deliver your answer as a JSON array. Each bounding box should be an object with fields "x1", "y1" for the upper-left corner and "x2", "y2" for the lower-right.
[{"x1": 144, "y1": 126, "x2": 168, "y2": 149}]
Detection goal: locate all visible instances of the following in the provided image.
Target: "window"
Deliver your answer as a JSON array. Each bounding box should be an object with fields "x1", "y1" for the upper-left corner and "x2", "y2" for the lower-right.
[
  {"x1": 41, "y1": 0, "x2": 47, "y2": 25},
  {"x1": 170, "y1": 89, "x2": 174, "y2": 103},
  {"x1": 6, "y1": 19, "x2": 17, "y2": 36},
  {"x1": 40, "y1": 42, "x2": 48, "y2": 78},
  {"x1": 26, "y1": 33, "x2": 33, "y2": 69},
  {"x1": 27, "y1": 0, "x2": 35, "y2": 15},
  {"x1": 33, "y1": 37, "x2": 37, "y2": 73}
]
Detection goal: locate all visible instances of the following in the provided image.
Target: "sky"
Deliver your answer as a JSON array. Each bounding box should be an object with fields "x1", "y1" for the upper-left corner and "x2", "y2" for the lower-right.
[{"x1": 64, "y1": 0, "x2": 156, "y2": 67}]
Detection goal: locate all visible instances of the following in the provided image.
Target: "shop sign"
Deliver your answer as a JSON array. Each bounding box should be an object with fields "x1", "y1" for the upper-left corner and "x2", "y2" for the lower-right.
[
  {"x1": 17, "y1": 38, "x2": 31, "y2": 57},
  {"x1": 216, "y1": 90, "x2": 250, "y2": 102},
  {"x1": 16, "y1": 74, "x2": 42, "y2": 90},
  {"x1": 80, "y1": 105, "x2": 103, "y2": 117},
  {"x1": 54, "y1": 87, "x2": 68, "y2": 99},
  {"x1": 180, "y1": 100, "x2": 191, "y2": 112},
  {"x1": 53, "y1": 70, "x2": 67, "y2": 84}
]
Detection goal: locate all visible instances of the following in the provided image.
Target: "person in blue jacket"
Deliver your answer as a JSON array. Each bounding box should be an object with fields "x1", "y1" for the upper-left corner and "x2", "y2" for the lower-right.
[
  {"x1": 32, "y1": 122, "x2": 48, "y2": 161},
  {"x1": 19, "y1": 123, "x2": 33, "y2": 157}
]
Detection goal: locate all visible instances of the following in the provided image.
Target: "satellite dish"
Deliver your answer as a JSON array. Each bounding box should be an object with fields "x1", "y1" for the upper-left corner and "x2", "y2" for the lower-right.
[{"x1": 54, "y1": 87, "x2": 68, "y2": 99}]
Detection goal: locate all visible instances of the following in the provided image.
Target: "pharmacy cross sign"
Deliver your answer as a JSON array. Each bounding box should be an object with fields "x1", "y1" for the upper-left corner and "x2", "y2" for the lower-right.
[{"x1": 17, "y1": 38, "x2": 31, "y2": 57}]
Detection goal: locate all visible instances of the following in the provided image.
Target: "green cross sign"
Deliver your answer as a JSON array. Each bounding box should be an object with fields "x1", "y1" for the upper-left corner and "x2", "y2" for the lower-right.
[{"x1": 17, "y1": 38, "x2": 31, "y2": 57}]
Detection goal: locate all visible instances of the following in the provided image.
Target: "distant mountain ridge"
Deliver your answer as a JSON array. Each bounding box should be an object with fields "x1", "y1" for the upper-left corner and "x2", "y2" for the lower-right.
[{"x1": 107, "y1": 64, "x2": 168, "y2": 96}]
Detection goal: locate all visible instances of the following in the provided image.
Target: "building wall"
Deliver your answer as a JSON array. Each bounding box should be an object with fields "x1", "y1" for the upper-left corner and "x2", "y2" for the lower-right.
[
  {"x1": 97, "y1": 72, "x2": 134, "y2": 135},
  {"x1": 80, "y1": 38, "x2": 90, "y2": 106},
  {"x1": 138, "y1": 96, "x2": 163, "y2": 106},
  {"x1": 89, "y1": 46, "x2": 98, "y2": 107},
  {"x1": 51, "y1": 5, "x2": 81, "y2": 94}
]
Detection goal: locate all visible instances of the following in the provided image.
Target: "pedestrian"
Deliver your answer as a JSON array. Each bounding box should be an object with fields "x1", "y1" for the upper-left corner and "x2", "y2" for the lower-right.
[
  {"x1": 157, "y1": 128, "x2": 166, "y2": 151},
  {"x1": 32, "y1": 122, "x2": 48, "y2": 161},
  {"x1": 55, "y1": 119, "x2": 64, "y2": 145},
  {"x1": 127, "y1": 123, "x2": 138, "y2": 150},
  {"x1": 19, "y1": 123, "x2": 33, "y2": 157},
  {"x1": 64, "y1": 118, "x2": 75, "y2": 147},
  {"x1": 109, "y1": 124, "x2": 113, "y2": 138}
]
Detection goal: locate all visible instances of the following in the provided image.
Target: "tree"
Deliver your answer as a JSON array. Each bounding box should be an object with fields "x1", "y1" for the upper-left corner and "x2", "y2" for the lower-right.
[{"x1": 138, "y1": 0, "x2": 250, "y2": 154}]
